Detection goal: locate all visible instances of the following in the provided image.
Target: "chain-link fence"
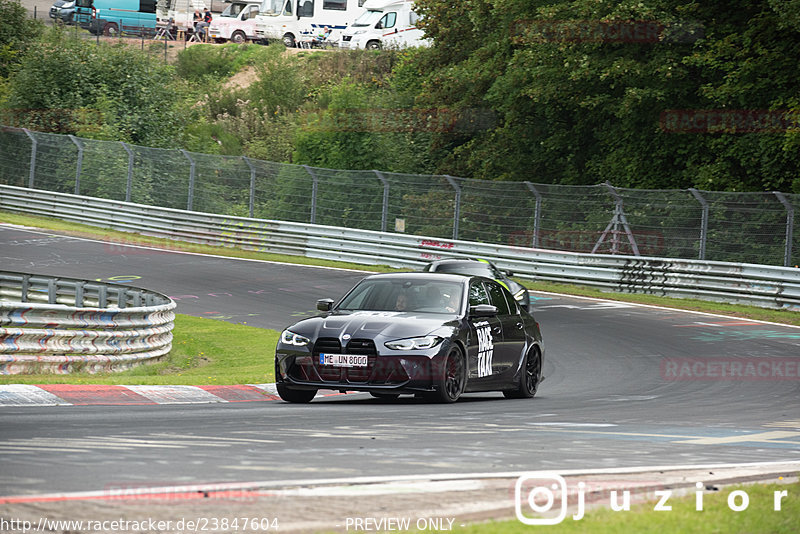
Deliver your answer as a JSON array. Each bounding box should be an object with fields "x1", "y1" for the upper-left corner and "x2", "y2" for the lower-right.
[{"x1": 1, "y1": 126, "x2": 798, "y2": 267}]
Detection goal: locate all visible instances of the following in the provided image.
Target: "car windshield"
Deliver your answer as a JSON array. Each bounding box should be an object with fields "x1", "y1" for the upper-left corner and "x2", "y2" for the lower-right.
[
  {"x1": 351, "y1": 9, "x2": 382, "y2": 27},
  {"x1": 262, "y1": 0, "x2": 285, "y2": 16},
  {"x1": 432, "y1": 263, "x2": 496, "y2": 278},
  {"x1": 221, "y1": 3, "x2": 245, "y2": 17},
  {"x1": 337, "y1": 279, "x2": 464, "y2": 314}
]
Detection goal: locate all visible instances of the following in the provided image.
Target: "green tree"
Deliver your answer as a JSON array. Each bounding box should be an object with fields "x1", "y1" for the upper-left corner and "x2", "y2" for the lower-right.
[
  {"x1": 0, "y1": 0, "x2": 43, "y2": 79},
  {"x1": 409, "y1": 0, "x2": 800, "y2": 193}
]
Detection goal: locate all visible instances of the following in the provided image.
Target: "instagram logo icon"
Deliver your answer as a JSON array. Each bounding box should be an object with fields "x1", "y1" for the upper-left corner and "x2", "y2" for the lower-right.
[{"x1": 515, "y1": 472, "x2": 585, "y2": 525}]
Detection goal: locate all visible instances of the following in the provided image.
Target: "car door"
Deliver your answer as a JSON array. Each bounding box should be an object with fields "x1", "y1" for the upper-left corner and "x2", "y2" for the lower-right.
[
  {"x1": 466, "y1": 280, "x2": 503, "y2": 383},
  {"x1": 484, "y1": 280, "x2": 526, "y2": 378}
]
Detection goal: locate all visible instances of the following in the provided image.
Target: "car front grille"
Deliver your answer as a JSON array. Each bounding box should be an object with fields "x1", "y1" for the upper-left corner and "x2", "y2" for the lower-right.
[
  {"x1": 289, "y1": 337, "x2": 404, "y2": 385},
  {"x1": 342, "y1": 339, "x2": 376, "y2": 382}
]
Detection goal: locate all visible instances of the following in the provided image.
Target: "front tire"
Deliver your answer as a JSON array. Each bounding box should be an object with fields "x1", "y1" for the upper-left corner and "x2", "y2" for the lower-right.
[
  {"x1": 231, "y1": 30, "x2": 246, "y2": 44},
  {"x1": 275, "y1": 356, "x2": 316, "y2": 403},
  {"x1": 103, "y1": 22, "x2": 119, "y2": 37},
  {"x1": 425, "y1": 346, "x2": 467, "y2": 403},
  {"x1": 504, "y1": 346, "x2": 542, "y2": 399},
  {"x1": 276, "y1": 382, "x2": 317, "y2": 403},
  {"x1": 282, "y1": 33, "x2": 295, "y2": 47},
  {"x1": 365, "y1": 40, "x2": 381, "y2": 50}
]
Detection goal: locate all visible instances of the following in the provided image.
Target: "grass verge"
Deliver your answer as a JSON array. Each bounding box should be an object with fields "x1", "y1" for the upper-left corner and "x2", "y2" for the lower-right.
[
  {"x1": 0, "y1": 314, "x2": 279, "y2": 385},
  {"x1": 454, "y1": 480, "x2": 799, "y2": 534}
]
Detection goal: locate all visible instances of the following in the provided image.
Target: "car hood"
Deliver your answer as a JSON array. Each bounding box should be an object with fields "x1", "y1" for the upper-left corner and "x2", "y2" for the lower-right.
[{"x1": 287, "y1": 311, "x2": 458, "y2": 342}]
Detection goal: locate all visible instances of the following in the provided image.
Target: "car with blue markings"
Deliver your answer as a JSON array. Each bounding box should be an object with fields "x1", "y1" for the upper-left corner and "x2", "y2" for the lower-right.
[
  {"x1": 422, "y1": 258, "x2": 531, "y2": 312},
  {"x1": 274, "y1": 272, "x2": 544, "y2": 403}
]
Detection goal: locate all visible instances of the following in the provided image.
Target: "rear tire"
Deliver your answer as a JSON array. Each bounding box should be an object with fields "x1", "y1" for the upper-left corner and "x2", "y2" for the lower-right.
[
  {"x1": 424, "y1": 346, "x2": 467, "y2": 403},
  {"x1": 504, "y1": 347, "x2": 541, "y2": 399}
]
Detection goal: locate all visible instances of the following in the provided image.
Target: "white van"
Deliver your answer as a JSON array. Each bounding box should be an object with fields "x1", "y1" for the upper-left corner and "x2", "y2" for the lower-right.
[
  {"x1": 254, "y1": 0, "x2": 367, "y2": 47},
  {"x1": 339, "y1": 0, "x2": 428, "y2": 49},
  {"x1": 208, "y1": 1, "x2": 261, "y2": 43}
]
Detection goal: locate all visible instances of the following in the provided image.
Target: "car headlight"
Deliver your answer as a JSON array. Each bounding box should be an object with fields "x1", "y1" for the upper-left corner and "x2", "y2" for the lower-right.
[
  {"x1": 384, "y1": 336, "x2": 443, "y2": 351},
  {"x1": 281, "y1": 330, "x2": 310, "y2": 346},
  {"x1": 513, "y1": 289, "x2": 527, "y2": 302},
  {"x1": 354, "y1": 30, "x2": 366, "y2": 35}
]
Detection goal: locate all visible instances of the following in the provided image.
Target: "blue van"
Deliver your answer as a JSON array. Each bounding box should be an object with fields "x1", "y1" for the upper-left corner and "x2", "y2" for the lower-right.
[{"x1": 75, "y1": 0, "x2": 157, "y2": 36}]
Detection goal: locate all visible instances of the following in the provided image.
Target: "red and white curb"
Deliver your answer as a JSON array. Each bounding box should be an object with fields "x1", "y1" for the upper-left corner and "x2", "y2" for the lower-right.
[{"x1": 0, "y1": 384, "x2": 351, "y2": 406}]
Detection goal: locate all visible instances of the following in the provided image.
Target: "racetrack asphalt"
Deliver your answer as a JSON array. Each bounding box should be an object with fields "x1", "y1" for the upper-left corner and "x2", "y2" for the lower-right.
[{"x1": 1, "y1": 224, "x2": 799, "y2": 499}]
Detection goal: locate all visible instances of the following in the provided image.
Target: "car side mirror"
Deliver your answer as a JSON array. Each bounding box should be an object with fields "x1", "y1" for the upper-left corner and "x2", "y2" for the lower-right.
[
  {"x1": 317, "y1": 298, "x2": 334, "y2": 312},
  {"x1": 242, "y1": 12, "x2": 248, "y2": 20},
  {"x1": 469, "y1": 304, "x2": 497, "y2": 317},
  {"x1": 504, "y1": 269, "x2": 514, "y2": 277}
]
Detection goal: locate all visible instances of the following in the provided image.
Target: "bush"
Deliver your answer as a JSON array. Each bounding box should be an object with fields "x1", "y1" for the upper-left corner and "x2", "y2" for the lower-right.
[{"x1": 3, "y1": 27, "x2": 186, "y2": 147}]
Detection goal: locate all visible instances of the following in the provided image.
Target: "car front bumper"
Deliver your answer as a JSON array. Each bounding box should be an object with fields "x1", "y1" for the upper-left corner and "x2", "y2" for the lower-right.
[{"x1": 275, "y1": 351, "x2": 442, "y2": 393}]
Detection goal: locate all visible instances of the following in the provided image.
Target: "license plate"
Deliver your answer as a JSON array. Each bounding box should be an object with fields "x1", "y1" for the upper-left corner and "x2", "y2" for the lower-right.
[{"x1": 319, "y1": 353, "x2": 368, "y2": 367}]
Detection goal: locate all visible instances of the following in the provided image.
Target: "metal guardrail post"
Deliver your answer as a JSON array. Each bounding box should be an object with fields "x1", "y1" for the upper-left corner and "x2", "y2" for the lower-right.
[
  {"x1": 120, "y1": 142, "x2": 134, "y2": 203},
  {"x1": 444, "y1": 175, "x2": 461, "y2": 240},
  {"x1": 47, "y1": 279, "x2": 57, "y2": 305},
  {"x1": 304, "y1": 165, "x2": 318, "y2": 224},
  {"x1": 373, "y1": 170, "x2": 389, "y2": 233},
  {"x1": 774, "y1": 191, "x2": 795, "y2": 267},
  {"x1": 75, "y1": 282, "x2": 85, "y2": 307},
  {"x1": 243, "y1": 156, "x2": 256, "y2": 218},
  {"x1": 21, "y1": 274, "x2": 30, "y2": 303},
  {"x1": 68, "y1": 135, "x2": 83, "y2": 195},
  {"x1": 689, "y1": 188, "x2": 709, "y2": 260},
  {"x1": 180, "y1": 149, "x2": 196, "y2": 211},
  {"x1": 22, "y1": 129, "x2": 36, "y2": 189},
  {"x1": 98, "y1": 285, "x2": 108, "y2": 308},
  {"x1": 524, "y1": 181, "x2": 543, "y2": 248}
]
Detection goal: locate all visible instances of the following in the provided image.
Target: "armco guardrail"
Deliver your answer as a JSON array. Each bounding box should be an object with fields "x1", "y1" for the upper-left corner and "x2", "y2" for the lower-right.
[
  {"x1": 1, "y1": 184, "x2": 799, "y2": 312},
  {"x1": 0, "y1": 269, "x2": 176, "y2": 374}
]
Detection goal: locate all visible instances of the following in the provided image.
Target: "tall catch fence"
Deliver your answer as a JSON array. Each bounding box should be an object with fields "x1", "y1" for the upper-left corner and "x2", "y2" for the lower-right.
[{"x1": 1, "y1": 126, "x2": 798, "y2": 267}]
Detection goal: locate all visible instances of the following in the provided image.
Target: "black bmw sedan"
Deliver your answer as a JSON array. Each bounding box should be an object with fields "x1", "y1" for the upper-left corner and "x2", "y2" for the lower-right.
[{"x1": 274, "y1": 272, "x2": 544, "y2": 403}]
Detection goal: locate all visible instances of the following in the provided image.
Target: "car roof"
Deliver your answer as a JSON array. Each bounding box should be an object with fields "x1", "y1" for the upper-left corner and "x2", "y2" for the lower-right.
[
  {"x1": 362, "y1": 271, "x2": 473, "y2": 283},
  {"x1": 426, "y1": 258, "x2": 497, "y2": 269}
]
